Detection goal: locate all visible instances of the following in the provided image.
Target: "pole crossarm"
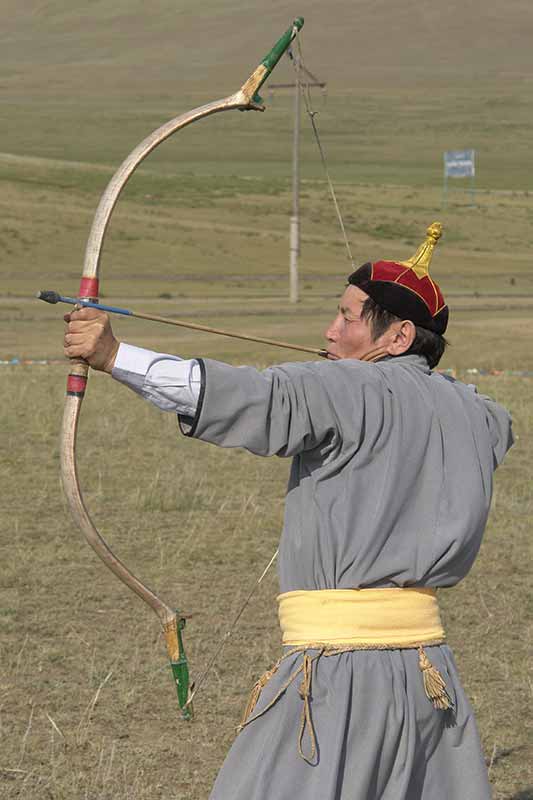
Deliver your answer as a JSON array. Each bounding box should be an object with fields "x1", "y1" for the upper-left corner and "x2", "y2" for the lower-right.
[{"x1": 269, "y1": 81, "x2": 326, "y2": 89}]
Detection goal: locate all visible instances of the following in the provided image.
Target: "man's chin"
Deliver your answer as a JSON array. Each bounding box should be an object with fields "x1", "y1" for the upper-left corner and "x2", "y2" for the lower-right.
[{"x1": 326, "y1": 351, "x2": 341, "y2": 361}]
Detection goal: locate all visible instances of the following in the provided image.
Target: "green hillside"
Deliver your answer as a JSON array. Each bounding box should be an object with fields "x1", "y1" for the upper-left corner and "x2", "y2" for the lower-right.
[
  {"x1": 3, "y1": 0, "x2": 533, "y2": 92},
  {"x1": 1, "y1": 2, "x2": 532, "y2": 189}
]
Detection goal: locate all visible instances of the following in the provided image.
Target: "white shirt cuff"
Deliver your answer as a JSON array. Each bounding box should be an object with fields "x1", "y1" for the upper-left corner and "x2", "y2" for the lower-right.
[{"x1": 112, "y1": 343, "x2": 201, "y2": 415}]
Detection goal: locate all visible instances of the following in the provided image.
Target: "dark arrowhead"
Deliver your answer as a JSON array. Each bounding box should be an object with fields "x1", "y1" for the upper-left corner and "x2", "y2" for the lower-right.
[{"x1": 37, "y1": 290, "x2": 61, "y2": 304}]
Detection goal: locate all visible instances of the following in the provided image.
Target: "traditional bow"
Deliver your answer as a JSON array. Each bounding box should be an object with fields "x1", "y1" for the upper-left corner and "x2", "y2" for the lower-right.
[{"x1": 60, "y1": 18, "x2": 304, "y2": 721}]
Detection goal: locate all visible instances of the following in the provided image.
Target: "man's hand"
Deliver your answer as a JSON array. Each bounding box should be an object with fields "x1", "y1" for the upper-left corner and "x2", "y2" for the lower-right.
[{"x1": 63, "y1": 307, "x2": 120, "y2": 373}]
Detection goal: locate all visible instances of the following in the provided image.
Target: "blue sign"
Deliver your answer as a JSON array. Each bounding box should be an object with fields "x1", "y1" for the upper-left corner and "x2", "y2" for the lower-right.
[{"x1": 444, "y1": 150, "x2": 475, "y2": 178}]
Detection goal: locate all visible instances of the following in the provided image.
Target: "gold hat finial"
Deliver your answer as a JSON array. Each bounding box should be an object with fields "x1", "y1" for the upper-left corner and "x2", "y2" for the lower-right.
[{"x1": 399, "y1": 222, "x2": 443, "y2": 279}]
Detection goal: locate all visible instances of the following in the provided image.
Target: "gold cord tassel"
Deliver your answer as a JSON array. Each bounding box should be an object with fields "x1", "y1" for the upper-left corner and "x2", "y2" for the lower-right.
[
  {"x1": 418, "y1": 646, "x2": 451, "y2": 710},
  {"x1": 297, "y1": 653, "x2": 317, "y2": 764},
  {"x1": 238, "y1": 665, "x2": 279, "y2": 730}
]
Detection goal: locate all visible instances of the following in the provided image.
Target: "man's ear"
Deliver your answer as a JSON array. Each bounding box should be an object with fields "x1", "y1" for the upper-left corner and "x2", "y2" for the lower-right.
[{"x1": 387, "y1": 320, "x2": 416, "y2": 356}]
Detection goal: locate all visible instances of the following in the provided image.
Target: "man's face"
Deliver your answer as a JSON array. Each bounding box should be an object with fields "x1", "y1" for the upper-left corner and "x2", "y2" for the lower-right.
[{"x1": 324, "y1": 285, "x2": 377, "y2": 360}]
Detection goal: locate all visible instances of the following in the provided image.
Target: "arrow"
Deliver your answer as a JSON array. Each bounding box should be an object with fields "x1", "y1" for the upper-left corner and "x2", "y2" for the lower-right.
[{"x1": 37, "y1": 290, "x2": 327, "y2": 358}]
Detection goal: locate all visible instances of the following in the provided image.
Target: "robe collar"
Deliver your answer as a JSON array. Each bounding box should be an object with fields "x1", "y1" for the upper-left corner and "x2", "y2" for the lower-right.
[{"x1": 373, "y1": 353, "x2": 431, "y2": 374}]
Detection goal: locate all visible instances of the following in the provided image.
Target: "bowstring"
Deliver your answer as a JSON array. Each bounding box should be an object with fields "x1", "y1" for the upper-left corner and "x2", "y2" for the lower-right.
[
  {"x1": 290, "y1": 33, "x2": 355, "y2": 268},
  {"x1": 185, "y1": 548, "x2": 278, "y2": 708},
  {"x1": 187, "y1": 32, "x2": 353, "y2": 709}
]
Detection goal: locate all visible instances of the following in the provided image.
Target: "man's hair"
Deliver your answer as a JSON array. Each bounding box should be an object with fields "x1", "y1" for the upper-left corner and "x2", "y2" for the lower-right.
[{"x1": 360, "y1": 296, "x2": 448, "y2": 369}]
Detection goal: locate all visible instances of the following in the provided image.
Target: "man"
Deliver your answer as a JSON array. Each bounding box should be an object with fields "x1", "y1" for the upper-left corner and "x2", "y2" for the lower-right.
[{"x1": 63, "y1": 222, "x2": 513, "y2": 799}]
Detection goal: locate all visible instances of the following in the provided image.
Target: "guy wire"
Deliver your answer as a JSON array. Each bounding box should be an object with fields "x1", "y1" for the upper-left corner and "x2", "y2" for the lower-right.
[
  {"x1": 290, "y1": 33, "x2": 355, "y2": 268},
  {"x1": 184, "y1": 548, "x2": 279, "y2": 709}
]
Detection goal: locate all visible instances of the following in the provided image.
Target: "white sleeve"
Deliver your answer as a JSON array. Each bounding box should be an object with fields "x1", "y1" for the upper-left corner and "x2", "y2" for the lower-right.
[{"x1": 111, "y1": 343, "x2": 201, "y2": 415}]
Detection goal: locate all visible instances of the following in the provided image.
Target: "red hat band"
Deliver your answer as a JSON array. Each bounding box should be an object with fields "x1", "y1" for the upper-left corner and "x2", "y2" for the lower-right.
[{"x1": 348, "y1": 222, "x2": 449, "y2": 335}]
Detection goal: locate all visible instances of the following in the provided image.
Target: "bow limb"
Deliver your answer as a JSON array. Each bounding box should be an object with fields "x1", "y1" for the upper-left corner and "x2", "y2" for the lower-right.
[{"x1": 60, "y1": 19, "x2": 304, "y2": 721}]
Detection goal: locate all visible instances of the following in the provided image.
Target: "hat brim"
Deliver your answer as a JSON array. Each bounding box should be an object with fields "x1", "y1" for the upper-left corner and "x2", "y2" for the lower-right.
[{"x1": 348, "y1": 263, "x2": 449, "y2": 335}]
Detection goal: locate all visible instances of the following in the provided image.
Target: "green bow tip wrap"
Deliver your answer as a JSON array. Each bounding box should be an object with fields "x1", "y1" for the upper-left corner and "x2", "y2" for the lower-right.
[
  {"x1": 251, "y1": 16, "x2": 304, "y2": 103},
  {"x1": 260, "y1": 17, "x2": 304, "y2": 75},
  {"x1": 163, "y1": 616, "x2": 192, "y2": 720},
  {"x1": 169, "y1": 617, "x2": 193, "y2": 720}
]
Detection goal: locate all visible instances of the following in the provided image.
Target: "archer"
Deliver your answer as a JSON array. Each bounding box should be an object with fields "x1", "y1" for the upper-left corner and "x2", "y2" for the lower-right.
[{"x1": 63, "y1": 221, "x2": 512, "y2": 800}]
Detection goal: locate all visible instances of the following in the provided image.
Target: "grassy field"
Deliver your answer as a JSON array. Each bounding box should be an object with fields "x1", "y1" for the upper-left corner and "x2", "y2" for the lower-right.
[{"x1": 1, "y1": 2, "x2": 533, "y2": 799}]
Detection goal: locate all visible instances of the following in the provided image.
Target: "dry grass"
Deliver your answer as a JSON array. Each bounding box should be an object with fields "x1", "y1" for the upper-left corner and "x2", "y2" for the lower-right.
[{"x1": 1, "y1": 365, "x2": 285, "y2": 799}]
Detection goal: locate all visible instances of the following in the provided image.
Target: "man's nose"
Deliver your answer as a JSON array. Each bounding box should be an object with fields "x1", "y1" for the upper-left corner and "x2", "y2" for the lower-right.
[{"x1": 325, "y1": 318, "x2": 339, "y2": 341}]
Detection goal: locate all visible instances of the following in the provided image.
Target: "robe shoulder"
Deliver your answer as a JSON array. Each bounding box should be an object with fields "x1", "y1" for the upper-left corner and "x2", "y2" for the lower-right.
[{"x1": 439, "y1": 376, "x2": 514, "y2": 467}]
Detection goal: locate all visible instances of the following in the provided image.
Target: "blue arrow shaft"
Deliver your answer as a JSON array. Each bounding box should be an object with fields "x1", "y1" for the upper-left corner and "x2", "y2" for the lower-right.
[{"x1": 59, "y1": 295, "x2": 133, "y2": 316}]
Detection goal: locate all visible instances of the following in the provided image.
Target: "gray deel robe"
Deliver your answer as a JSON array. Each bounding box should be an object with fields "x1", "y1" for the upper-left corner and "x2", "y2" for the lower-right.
[{"x1": 178, "y1": 354, "x2": 513, "y2": 800}]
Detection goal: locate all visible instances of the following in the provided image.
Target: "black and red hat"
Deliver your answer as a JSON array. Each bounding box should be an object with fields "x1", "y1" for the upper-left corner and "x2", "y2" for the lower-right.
[{"x1": 348, "y1": 222, "x2": 448, "y2": 334}]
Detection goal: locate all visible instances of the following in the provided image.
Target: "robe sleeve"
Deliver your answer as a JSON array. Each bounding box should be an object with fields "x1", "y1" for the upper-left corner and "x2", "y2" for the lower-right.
[
  {"x1": 178, "y1": 358, "x2": 369, "y2": 458},
  {"x1": 479, "y1": 393, "x2": 514, "y2": 467}
]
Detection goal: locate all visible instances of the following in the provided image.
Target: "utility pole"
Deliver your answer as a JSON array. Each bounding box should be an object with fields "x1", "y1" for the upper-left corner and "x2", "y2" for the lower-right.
[
  {"x1": 290, "y1": 51, "x2": 301, "y2": 304},
  {"x1": 270, "y1": 56, "x2": 326, "y2": 304}
]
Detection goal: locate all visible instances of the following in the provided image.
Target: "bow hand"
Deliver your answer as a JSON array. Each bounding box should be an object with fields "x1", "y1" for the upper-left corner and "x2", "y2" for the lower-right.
[{"x1": 64, "y1": 307, "x2": 120, "y2": 372}]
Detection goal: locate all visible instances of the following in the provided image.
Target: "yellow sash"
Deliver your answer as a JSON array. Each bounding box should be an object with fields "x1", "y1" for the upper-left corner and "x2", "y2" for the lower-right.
[
  {"x1": 239, "y1": 588, "x2": 450, "y2": 762},
  {"x1": 278, "y1": 587, "x2": 445, "y2": 647}
]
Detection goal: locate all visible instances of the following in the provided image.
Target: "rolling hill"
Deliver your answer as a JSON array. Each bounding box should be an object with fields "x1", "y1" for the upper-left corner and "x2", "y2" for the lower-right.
[{"x1": 2, "y1": 0, "x2": 532, "y2": 98}]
